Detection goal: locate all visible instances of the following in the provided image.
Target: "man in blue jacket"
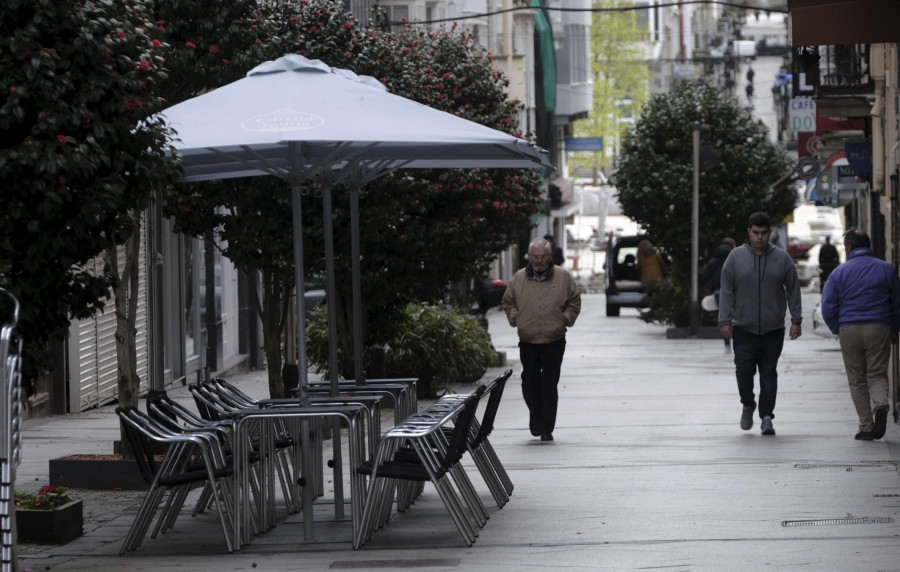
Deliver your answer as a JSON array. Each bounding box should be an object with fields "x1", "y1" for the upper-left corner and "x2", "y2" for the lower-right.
[
  {"x1": 821, "y1": 228, "x2": 900, "y2": 440},
  {"x1": 719, "y1": 212, "x2": 803, "y2": 436}
]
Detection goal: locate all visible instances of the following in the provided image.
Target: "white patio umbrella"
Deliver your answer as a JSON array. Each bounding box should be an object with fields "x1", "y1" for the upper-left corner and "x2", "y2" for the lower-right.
[{"x1": 159, "y1": 54, "x2": 552, "y2": 538}]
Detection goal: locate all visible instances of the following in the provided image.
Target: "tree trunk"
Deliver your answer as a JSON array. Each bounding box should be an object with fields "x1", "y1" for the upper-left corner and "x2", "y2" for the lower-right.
[{"x1": 108, "y1": 214, "x2": 142, "y2": 460}]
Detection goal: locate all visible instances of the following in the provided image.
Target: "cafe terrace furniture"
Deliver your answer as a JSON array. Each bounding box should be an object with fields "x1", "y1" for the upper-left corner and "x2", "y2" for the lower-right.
[
  {"x1": 224, "y1": 402, "x2": 369, "y2": 547},
  {"x1": 115, "y1": 406, "x2": 237, "y2": 554},
  {"x1": 354, "y1": 388, "x2": 483, "y2": 549}
]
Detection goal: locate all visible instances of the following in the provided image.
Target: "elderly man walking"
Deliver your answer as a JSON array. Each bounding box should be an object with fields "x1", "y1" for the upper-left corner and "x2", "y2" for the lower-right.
[
  {"x1": 502, "y1": 237, "x2": 581, "y2": 442},
  {"x1": 821, "y1": 228, "x2": 900, "y2": 441}
]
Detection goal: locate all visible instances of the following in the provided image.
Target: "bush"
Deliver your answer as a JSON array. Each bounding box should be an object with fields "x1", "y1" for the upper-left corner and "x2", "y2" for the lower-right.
[
  {"x1": 307, "y1": 303, "x2": 495, "y2": 397},
  {"x1": 639, "y1": 281, "x2": 690, "y2": 327}
]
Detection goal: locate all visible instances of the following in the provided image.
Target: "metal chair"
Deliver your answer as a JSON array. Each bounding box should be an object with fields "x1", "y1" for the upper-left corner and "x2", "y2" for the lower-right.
[
  {"x1": 355, "y1": 387, "x2": 484, "y2": 549},
  {"x1": 116, "y1": 406, "x2": 236, "y2": 554},
  {"x1": 435, "y1": 369, "x2": 515, "y2": 508}
]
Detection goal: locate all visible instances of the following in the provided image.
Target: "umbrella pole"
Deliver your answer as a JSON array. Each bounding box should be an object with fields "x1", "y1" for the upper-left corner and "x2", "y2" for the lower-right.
[
  {"x1": 350, "y1": 186, "x2": 364, "y2": 386},
  {"x1": 290, "y1": 180, "x2": 315, "y2": 539},
  {"x1": 322, "y1": 185, "x2": 346, "y2": 520}
]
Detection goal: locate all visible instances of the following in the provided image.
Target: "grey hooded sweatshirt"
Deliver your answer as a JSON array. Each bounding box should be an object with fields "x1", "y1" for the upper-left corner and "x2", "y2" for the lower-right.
[{"x1": 718, "y1": 242, "x2": 802, "y2": 334}]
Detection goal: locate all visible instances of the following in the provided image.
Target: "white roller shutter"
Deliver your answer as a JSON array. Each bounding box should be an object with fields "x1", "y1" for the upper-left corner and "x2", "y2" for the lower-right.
[{"x1": 68, "y1": 223, "x2": 150, "y2": 412}]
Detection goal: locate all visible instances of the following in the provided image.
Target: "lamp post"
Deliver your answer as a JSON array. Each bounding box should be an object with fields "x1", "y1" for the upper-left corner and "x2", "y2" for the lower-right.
[{"x1": 690, "y1": 122, "x2": 701, "y2": 337}]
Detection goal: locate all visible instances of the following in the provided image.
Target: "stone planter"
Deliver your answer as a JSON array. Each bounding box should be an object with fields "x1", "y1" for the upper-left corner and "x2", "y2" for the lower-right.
[
  {"x1": 16, "y1": 500, "x2": 83, "y2": 544},
  {"x1": 49, "y1": 455, "x2": 149, "y2": 490}
]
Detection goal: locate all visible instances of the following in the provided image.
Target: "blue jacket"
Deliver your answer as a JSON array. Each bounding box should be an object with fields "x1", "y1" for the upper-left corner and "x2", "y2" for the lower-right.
[{"x1": 821, "y1": 247, "x2": 900, "y2": 334}]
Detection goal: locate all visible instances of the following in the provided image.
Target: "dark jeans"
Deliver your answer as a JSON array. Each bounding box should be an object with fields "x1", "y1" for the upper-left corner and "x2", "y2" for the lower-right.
[
  {"x1": 732, "y1": 327, "x2": 785, "y2": 419},
  {"x1": 519, "y1": 338, "x2": 566, "y2": 435}
]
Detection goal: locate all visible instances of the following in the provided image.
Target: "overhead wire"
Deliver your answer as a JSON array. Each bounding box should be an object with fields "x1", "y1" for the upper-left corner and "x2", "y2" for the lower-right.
[{"x1": 385, "y1": 1, "x2": 788, "y2": 27}]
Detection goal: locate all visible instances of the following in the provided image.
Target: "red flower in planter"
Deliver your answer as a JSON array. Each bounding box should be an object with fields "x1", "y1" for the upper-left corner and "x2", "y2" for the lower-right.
[{"x1": 15, "y1": 486, "x2": 75, "y2": 510}]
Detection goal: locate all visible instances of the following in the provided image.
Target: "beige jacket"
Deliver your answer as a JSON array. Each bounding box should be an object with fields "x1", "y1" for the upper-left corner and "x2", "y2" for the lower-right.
[{"x1": 501, "y1": 265, "x2": 581, "y2": 344}]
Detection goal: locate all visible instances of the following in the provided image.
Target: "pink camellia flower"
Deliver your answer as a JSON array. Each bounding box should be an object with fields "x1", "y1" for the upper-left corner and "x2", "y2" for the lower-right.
[
  {"x1": 443, "y1": 72, "x2": 451, "y2": 80},
  {"x1": 57, "y1": 135, "x2": 67, "y2": 146},
  {"x1": 493, "y1": 201, "x2": 500, "y2": 208},
  {"x1": 209, "y1": 45, "x2": 218, "y2": 53},
  {"x1": 185, "y1": 41, "x2": 196, "y2": 49},
  {"x1": 310, "y1": 25, "x2": 317, "y2": 32},
  {"x1": 343, "y1": 21, "x2": 351, "y2": 29},
  {"x1": 117, "y1": 30, "x2": 126, "y2": 38},
  {"x1": 152, "y1": 39, "x2": 161, "y2": 47},
  {"x1": 38, "y1": 112, "x2": 45, "y2": 119},
  {"x1": 139, "y1": 60, "x2": 150, "y2": 70},
  {"x1": 9, "y1": 87, "x2": 15, "y2": 93},
  {"x1": 222, "y1": 59, "x2": 230, "y2": 64}
]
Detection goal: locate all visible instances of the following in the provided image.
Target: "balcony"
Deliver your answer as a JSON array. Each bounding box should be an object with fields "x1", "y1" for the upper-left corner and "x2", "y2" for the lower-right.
[
  {"x1": 794, "y1": 44, "x2": 874, "y2": 119},
  {"x1": 817, "y1": 44, "x2": 873, "y2": 96}
]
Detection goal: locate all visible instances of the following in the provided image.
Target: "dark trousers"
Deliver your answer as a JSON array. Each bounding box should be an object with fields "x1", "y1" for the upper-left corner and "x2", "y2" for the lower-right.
[
  {"x1": 732, "y1": 327, "x2": 785, "y2": 419},
  {"x1": 519, "y1": 338, "x2": 566, "y2": 435}
]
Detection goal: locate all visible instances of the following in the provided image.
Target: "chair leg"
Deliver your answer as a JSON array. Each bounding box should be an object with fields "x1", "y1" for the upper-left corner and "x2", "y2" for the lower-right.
[
  {"x1": 481, "y1": 440, "x2": 514, "y2": 496},
  {"x1": 471, "y1": 446, "x2": 508, "y2": 508}
]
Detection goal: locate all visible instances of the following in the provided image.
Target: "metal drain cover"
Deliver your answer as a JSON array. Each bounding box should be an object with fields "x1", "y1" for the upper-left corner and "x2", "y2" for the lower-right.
[
  {"x1": 330, "y1": 559, "x2": 459, "y2": 569},
  {"x1": 782, "y1": 516, "x2": 893, "y2": 527}
]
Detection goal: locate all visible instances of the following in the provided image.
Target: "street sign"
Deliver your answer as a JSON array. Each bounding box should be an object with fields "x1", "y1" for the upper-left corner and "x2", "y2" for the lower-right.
[
  {"x1": 776, "y1": 73, "x2": 792, "y2": 86},
  {"x1": 788, "y1": 97, "x2": 816, "y2": 132},
  {"x1": 565, "y1": 137, "x2": 604, "y2": 152}
]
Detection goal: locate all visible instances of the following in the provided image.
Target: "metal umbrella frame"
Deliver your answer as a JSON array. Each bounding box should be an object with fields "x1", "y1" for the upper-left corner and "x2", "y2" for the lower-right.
[{"x1": 159, "y1": 54, "x2": 553, "y2": 539}]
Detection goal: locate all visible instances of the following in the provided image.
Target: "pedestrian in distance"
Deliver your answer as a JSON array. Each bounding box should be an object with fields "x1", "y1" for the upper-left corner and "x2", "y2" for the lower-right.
[
  {"x1": 746, "y1": 66, "x2": 755, "y2": 83},
  {"x1": 745, "y1": 82, "x2": 754, "y2": 103},
  {"x1": 543, "y1": 234, "x2": 565, "y2": 267},
  {"x1": 718, "y1": 212, "x2": 803, "y2": 436},
  {"x1": 501, "y1": 238, "x2": 581, "y2": 442},
  {"x1": 701, "y1": 237, "x2": 736, "y2": 353},
  {"x1": 636, "y1": 239, "x2": 665, "y2": 286},
  {"x1": 820, "y1": 228, "x2": 900, "y2": 441},
  {"x1": 818, "y1": 236, "x2": 840, "y2": 292}
]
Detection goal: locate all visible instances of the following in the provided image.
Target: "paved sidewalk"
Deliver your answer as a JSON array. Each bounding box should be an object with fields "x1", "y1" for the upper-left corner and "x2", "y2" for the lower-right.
[{"x1": 15, "y1": 292, "x2": 900, "y2": 571}]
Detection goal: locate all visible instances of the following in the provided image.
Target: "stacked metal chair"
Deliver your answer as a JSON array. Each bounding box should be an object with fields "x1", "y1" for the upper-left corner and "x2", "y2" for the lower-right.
[
  {"x1": 188, "y1": 382, "x2": 299, "y2": 514},
  {"x1": 115, "y1": 406, "x2": 238, "y2": 554},
  {"x1": 354, "y1": 386, "x2": 485, "y2": 549},
  {"x1": 145, "y1": 391, "x2": 264, "y2": 530},
  {"x1": 434, "y1": 369, "x2": 515, "y2": 508},
  {"x1": 0, "y1": 289, "x2": 22, "y2": 572}
]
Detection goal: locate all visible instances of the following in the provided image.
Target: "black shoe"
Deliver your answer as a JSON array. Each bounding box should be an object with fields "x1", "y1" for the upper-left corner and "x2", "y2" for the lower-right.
[
  {"x1": 873, "y1": 405, "x2": 889, "y2": 440},
  {"x1": 855, "y1": 431, "x2": 875, "y2": 441},
  {"x1": 529, "y1": 412, "x2": 541, "y2": 437},
  {"x1": 540, "y1": 433, "x2": 553, "y2": 442}
]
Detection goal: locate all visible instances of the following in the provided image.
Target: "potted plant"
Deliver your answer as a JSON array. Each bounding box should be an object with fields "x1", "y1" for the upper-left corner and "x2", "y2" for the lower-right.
[{"x1": 15, "y1": 486, "x2": 83, "y2": 544}]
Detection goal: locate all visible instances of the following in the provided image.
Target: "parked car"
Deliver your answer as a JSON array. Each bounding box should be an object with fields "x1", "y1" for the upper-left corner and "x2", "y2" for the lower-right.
[
  {"x1": 604, "y1": 235, "x2": 662, "y2": 317},
  {"x1": 811, "y1": 299, "x2": 838, "y2": 339}
]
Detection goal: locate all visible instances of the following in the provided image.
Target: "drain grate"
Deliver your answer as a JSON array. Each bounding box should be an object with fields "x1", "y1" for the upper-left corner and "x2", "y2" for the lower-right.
[
  {"x1": 874, "y1": 494, "x2": 900, "y2": 498},
  {"x1": 330, "y1": 559, "x2": 459, "y2": 569},
  {"x1": 794, "y1": 463, "x2": 889, "y2": 471},
  {"x1": 782, "y1": 516, "x2": 893, "y2": 527}
]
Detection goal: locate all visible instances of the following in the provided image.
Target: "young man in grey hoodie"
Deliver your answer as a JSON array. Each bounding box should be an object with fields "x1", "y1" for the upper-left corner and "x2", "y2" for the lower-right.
[{"x1": 718, "y1": 212, "x2": 802, "y2": 436}]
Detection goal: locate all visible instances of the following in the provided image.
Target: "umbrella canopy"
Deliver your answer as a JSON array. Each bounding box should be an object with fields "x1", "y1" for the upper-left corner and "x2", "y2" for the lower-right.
[
  {"x1": 161, "y1": 54, "x2": 552, "y2": 183},
  {"x1": 159, "y1": 55, "x2": 552, "y2": 539}
]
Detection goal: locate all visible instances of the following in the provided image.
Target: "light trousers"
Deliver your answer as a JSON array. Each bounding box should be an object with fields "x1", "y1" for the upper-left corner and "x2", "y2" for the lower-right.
[{"x1": 838, "y1": 323, "x2": 891, "y2": 432}]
